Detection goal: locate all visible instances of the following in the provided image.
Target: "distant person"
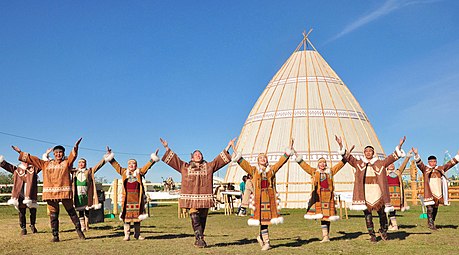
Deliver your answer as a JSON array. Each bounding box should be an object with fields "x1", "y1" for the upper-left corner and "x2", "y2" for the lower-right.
[
  {"x1": 239, "y1": 174, "x2": 253, "y2": 217},
  {"x1": 236, "y1": 175, "x2": 247, "y2": 216},
  {"x1": 386, "y1": 151, "x2": 412, "y2": 231},
  {"x1": 232, "y1": 138, "x2": 294, "y2": 251},
  {"x1": 293, "y1": 136, "x2": 351, "y2": 243},
  {"x1": 160, "y1": 137, "x2": 234, "y2": 248},
  {"x1": 105, "y1": 146, "x2": 160, "y2": 241},
  {"x1": 12, "y1": 138, "x2": 86, "y2": 242},
  {"x1": 344, "y1": 136, "x2": 406, "y2": 243},
  {"x1": 412, "y1": 148, "x2": 459, "y2": 230},
  {"x1": 0, "y1": 156, "x2": 40, "y2": 235}
]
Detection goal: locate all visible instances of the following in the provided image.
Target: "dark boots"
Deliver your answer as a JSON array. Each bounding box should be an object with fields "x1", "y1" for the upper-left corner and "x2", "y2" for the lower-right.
[
  {"x1": 378, "y1": 209, "x2": 389, "y2": 240},
  {"x1": 365, "y1": 212, "x2": 377, "y2": 243},
  {"x1": 29, "y1": 208, "x2": 38, "y2": 233},
  {"x1": 68, "y1": 208, "x2": 86, "y2": 240},
  {"x1": 190, "y1": 212, "x2": 206, "y2": 248},
  {"x1": 50, "y1": 213, "x2": 60, "y2": 242},
  {"x1": 427, "y1": 206, "x2": 437, "y2": 230},
  {"x1": 19, "y1": 207, "x2": 27, "y2": 235}
]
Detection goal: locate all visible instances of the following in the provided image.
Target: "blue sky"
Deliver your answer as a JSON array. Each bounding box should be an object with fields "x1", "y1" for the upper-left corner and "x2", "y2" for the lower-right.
[{"x1": 1, "y1": 0, "x2": 458, "y2": 182}]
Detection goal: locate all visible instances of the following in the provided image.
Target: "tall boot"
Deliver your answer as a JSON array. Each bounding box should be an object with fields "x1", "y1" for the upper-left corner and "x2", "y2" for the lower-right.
[
  {"x1": 427, "y1": 206, "x2": 437, "y2": 230},
  {"x1": 19, "y1": 207, "x2": 27, "y2": 235},
  {"x1": 320, "y1": 222, "x2": 330, "y2": 243},
  {"x1": 190, "y1": 213, "x2": 206, "y2": 248},
  {"x1": 84, "y1": 215, "x2": 89, "y2": 232},
  {"x1": 29, "y1": 208, "x2": 38, "y2": 233},
  {"x1": 388, "y1": 216, "x2": 398, "y2": 231},
  {"x1": 378, "y1": 209, "x2": 389, "y2": 240},
  {"x1": 50, "y1": 213, "x2": 60, "y2": 242},
  {"x1": 133, "y1": 222, "x2": 145, "y2": 240},
  {"x1": 79, "y1": 217, "x2": 86, "y2": 232},
  {"x1": 260, "y1": 227, "x2": 270, "y2": 251},
  {"x1": 199, "y1": 209, "x2": 208, "y2": 237},
  {"x1": 123, "y1": 223, "x2": 131, "y2": 241},
  {"x1": 432, "y1": 207, "x2": 438, "y2": 222},
  {"x1": 365, "y1": 212, "x2": 377, "y2": 243},
  {"x1": 68, "y1": 208, "x2": 86, "y2": 240}
]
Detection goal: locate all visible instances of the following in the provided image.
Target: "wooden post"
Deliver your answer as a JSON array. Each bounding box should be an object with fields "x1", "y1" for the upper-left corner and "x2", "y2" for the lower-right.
[
  {"x1": 113, "y1": 179, "x2": 119, "y2": 215},
  {"x1": 409, "y1": 160, "x2": 417, "y2": 205}
]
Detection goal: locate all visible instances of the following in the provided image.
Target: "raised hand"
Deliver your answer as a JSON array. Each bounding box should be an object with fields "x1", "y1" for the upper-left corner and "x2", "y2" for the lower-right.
[
  {"x1": 335, "y1": 135, "x2": 343, "y2": 149},
  {"x1": 226, "y1": 137, "x2": 237, "y2": 152},
  {"x1": 45, "y1": 148, "x2": 53, "y2": 156},
  {"x1": 75, "y1": 137, "x2": 83, "y2": 148},
  {"x1": 349, "y1": 145, "x2": 355, "y2": 154},
  {"x1": 155, "y1": 148, "x2": 159, "y2": 155},
  {"x1": 106, "y1": 146, "x2": 112, "y2": 155},
  {"x1": 412, "y1": 147, "x2": 418, "y2": 156},
  {"x1": 399, "y1": 136, "x2": 406, "y2": 149},
  {"x1": 290, "y1": 138, "x2": 295, "y2": 149},
  {"x1": 11, "y1": 145, "x2": 21, "y2": 153},
  {"x1": 160, "y1": 138, "x2": 169, "y2": 149}
]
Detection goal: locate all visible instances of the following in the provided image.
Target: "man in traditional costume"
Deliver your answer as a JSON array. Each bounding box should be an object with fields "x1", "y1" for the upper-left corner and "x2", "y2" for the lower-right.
[
  {"x1": 293, "y1": 136, "x2": 351, "y2": 243},
  {"x1": 160, "y1": 137, "x2": 234, "y2": 248},
  {"x1": 232, "y1": 139, "x2": 294, "y2": 251},
  {"x1": 105, "y1": 147, "x2": 159, "y2": 241},
  {"x1": 12, "y1": 138, "x2": 86, "y2": 242},
  {"x1": 343, "y1": 137, "x2": 406, "y2": 243},
  {"x1": 386, "y1": 151, "x2": 412, "y2": 231},
  {"x1": 0, "y1": 155, "x2": 40, "y2": 235},
  {"x1": 413, "y1": 148, "x2": 459, "y2": 230}
]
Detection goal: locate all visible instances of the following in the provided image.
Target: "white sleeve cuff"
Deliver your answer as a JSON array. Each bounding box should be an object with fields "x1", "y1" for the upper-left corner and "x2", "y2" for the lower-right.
[
  {"x1": 414, "y1": 154, "x2": 421, "y2": 162},
  {"x1": 150, "y1": 153, "x2": 160, "y2": 162},
  {"x1": 284, "y1": 147, "x2": 294, "y2": 156},
  {"x1": 42, "y1": 153, "x2": 50, "y2": 161},
  {"x1": 395, "y1": 146, "x2": 406, "y2": 158},
  {"x1": 104, "y1": 152, "x2": 115, "y2": 162},
  {"x1": 455, "y1": 154, "x2": 459, "y2": 162},
  {"x1": 0, "y1": 155, "x2": 4, "y2": 164},
  {"x1": 232, "y1": 152, "x2": 242, "y2": 163},
  {"x1": 295, "y1": 155, "x2": 303, "y2": 163}
]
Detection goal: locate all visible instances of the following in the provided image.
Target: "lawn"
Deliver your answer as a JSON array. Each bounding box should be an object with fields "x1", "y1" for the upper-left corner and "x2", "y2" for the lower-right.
[{"x1": 0, "y1": 203, "x2": 458, "y2": 255}]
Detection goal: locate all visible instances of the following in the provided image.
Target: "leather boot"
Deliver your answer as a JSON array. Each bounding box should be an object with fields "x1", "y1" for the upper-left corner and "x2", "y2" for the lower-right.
[
  {"x1": 133, "y1": 222, "x2": 145, "y2": 240},
  {"x1": 29, "y1": 208, "x2": 38, "y2": 233},
  {"x1": 123, "y1": 223, "x2": 131, "y2": 241},
  {"x1": 260, "y1": 228, "x2": 270, "y2": 251},
  {"x1": 84, "y1": 215, "x2": 89, "y2": 231},
  {"x1": 68, "y1": 208, "x2": 85, "y2": 240},
  {"x1": 388, "y1": 216, "x2": 398, "y2": 231},
  {"x1": 79, "y1": 217, "x2": 86, "y2": 232},
  {"x1": 320, "y1": 223, "x2": 330, "y2": 243},
  {"x1": 19, "y1": 207, "x2": 27, "y2": 235},
  {"x1": 365, "y1": 212, "x2": 377, "y2": 243},
  {"x1": 378, "y1": 210, "x2": 389, "y2": 240},
  {"x1": 427, "y1": 206, "x2": 437, "y2": 230},
  {"x1": 432, "y1": 207, "x2": 438, "y2": 222},
  {"x1": 199, "y1": 209, "x2": 208, "y2": 237},
  {"x1": 190, "y1": 213, "x2": 206, "y2": 248},
  {"x1": 50, "y1": 213, "x2": 60, "y2": 242}
]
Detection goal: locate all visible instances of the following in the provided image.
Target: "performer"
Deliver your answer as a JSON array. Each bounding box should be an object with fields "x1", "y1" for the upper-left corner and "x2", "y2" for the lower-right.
[
  {"x1": 105, "y1": 146, "x2": 159, "y2": 241},
  {"x1": 413, "y1": 148, "x2": 459, "y2": 230},
  {"x1": 343, "y1": 137, "x2": 406, "y2": 243},
  {"x1": 232, "y1": 139, "x2": 294, "y2": 251},
  {"x1": 236, "y1": 175, "x2": 247, "y2": 216},
  {"x1": 386, "y1": 150, "x2": 412, "y2": 231},
  {"x1": 293, "y1": 136, "x2": 351, "y2": 243},
  {"x1": 239, "y1": 174, "x2": 254, "y2": 216},
  {"x1": 0, "y1": 155, "x2": 40, "y2": 235},
  {"x1": 160, "y1": 137, "x2": 234, "y2": 248},
  {"x1": 12, "y1": 138, "x2": 85, "y2": 242}
]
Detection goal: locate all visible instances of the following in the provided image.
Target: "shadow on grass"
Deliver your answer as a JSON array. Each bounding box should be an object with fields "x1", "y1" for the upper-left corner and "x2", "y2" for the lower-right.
[
  {"x1": 398, "y1": 224, "x2": 417, "y2": 229},
  {"x1": 149, "y1": 233, "x2": 194, "y2": 240},
  {"x1": 335, "y1": 231, "x2": 364, "y2": 240},
  {"x1": 437, "y1": 225, "x2": 458, "y2": 229},
  {"x1": 210, "y1": 238, "x2": 257, "y2": 247},
  {"x1": 272, "y1": 237, "x2": 319, "y2": 248},
  {"x1": 388, "y1": 231, "x2": 431, "y2": 240}
]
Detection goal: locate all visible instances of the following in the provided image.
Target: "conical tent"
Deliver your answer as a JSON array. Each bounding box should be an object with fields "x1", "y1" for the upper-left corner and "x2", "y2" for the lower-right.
[{"x1": 225, "y1": 33, "x2": 385, "y2": 208}]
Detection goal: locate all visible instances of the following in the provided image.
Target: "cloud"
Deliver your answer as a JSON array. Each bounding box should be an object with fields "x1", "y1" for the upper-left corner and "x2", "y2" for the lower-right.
[{"x1": 326, "y1": 0, "x2": 443, "y2": 43}]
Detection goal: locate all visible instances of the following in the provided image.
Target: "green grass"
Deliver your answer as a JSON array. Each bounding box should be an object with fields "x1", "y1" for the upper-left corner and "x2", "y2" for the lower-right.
[{"x1": 0, "y1": 203, "x2": 458, "y2": 255}]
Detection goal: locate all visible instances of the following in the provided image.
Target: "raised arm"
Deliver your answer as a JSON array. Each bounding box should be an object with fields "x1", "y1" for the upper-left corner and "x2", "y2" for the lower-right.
[
  {"x1": 0, "y1": 156, "x2": 17, "y2": 173},
  {"x1": 272, "y1": 138, "x2": 295, "y2": 174},
  {"x1": 139, "y1": 149, "x2": 160, "y2": 175},
  {"x1": 232, "y1": 155, "x2": 255, "y2": 176},
  {"x1": 412, "y1": 147, "x2": 427, "y2": 173},
  {"x1": 381, "y1": 136, "x2": 406, "y2": 167},
  {"x1": 160, "y1": 138, "x2": 186, "y2": 173},
  {"x1": 442, "y1": 149, "x2": 459, "y2": 172},
  {"x1": 66, "y1": 137, "x2": 82, "y2": 166},
  {"x1": 294, "y1": 148, "x2": 315, "y2": 176},
  {"x1": 13, "y1": 145, "x2": 46, "y2": 170},
  {"x1": 208, "y1": 138, "x2": 235, "y2": 173},
  {"x1": 104, "y1": 146, "x2": 125, "y2": 176}
]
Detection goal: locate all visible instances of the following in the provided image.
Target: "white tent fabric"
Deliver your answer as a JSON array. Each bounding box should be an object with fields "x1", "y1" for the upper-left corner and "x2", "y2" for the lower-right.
[{"x1": 224, "y1": 35, "x2": 385, "y2": 208}]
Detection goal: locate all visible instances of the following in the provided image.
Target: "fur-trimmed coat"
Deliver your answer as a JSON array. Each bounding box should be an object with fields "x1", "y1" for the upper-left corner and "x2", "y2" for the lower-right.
[
  {"x1": 345, "y1": 146, "x2": 405, "y2": 212},
  {"x1": 0, "y1": 156, "x2": 40, "y2": 209},
  {"x1": 296, "y1": 154, "x2": 346, "y2": 221},
  {"x1": 415, "y1": 153, "x2": 459, "y2": 206},
  {"x1": 18, "y1": 146, "x2": 78, "y2": 201},
  {"x1": 162, "y1": 148, "x2": 231, "y2": 209},
  {"x1": 106, "y1": 152, "x2": 159, "y2": 222},
  {"x1": 71, "y1": 158, "x2": 106, "y2": 211},
  {"x1": 233, "y1": 150, "x2": 292, "y2": 226}
]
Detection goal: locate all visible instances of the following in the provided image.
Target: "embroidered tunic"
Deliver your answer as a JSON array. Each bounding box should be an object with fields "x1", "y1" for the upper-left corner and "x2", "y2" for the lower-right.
[
  {"x1": 296, "y1": 157, "x2": 345, "y2": 221},
  {"x1": 345, "y1": 147, "x2": 405, "y2": 212},
  {"x1": 234, "y1": 150, "x2": 291, "y2": 226},
  {"x1": 415, "y1": 154, "x2": 459, "y2": 206},
  {"x1": 72, "y1": 158, "x2": 106, "y2": 211},
  {"x1": 0, "y1": 157, "x2": 40, "y2": 209},
  {"x1": 108, "y1": 154, "x2": 158, "y2": 223},
  {"x1": 162, "y1": 148, "x2": 231, "y2": 209},
  {"x1": 386, "y1": 156, "x2": 411, "y2": 211},
  {"x1": 19, "y1": 146, "x2": 78, "y2": 201}
]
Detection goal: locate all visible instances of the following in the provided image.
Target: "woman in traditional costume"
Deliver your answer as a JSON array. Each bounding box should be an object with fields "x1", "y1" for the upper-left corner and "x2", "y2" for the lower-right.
[
  {"x1": 232, "y1": 139, "x2": 294, "y2": 251},
  {"x1": 105, "y1": 146, "x2": 160, "y2": 240},
  {"x1": 160, "y1": 138, "x2": 234, "y2": 248},
  {"x1": 413, "y1": 148, "x2": 459, "y2": 230},
  {"x1": 342, "y1": 136, "x2": 406, "y2": 243},
  {"x1": 293, "y1": 136, "x2": 350, "y2": 243}
]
